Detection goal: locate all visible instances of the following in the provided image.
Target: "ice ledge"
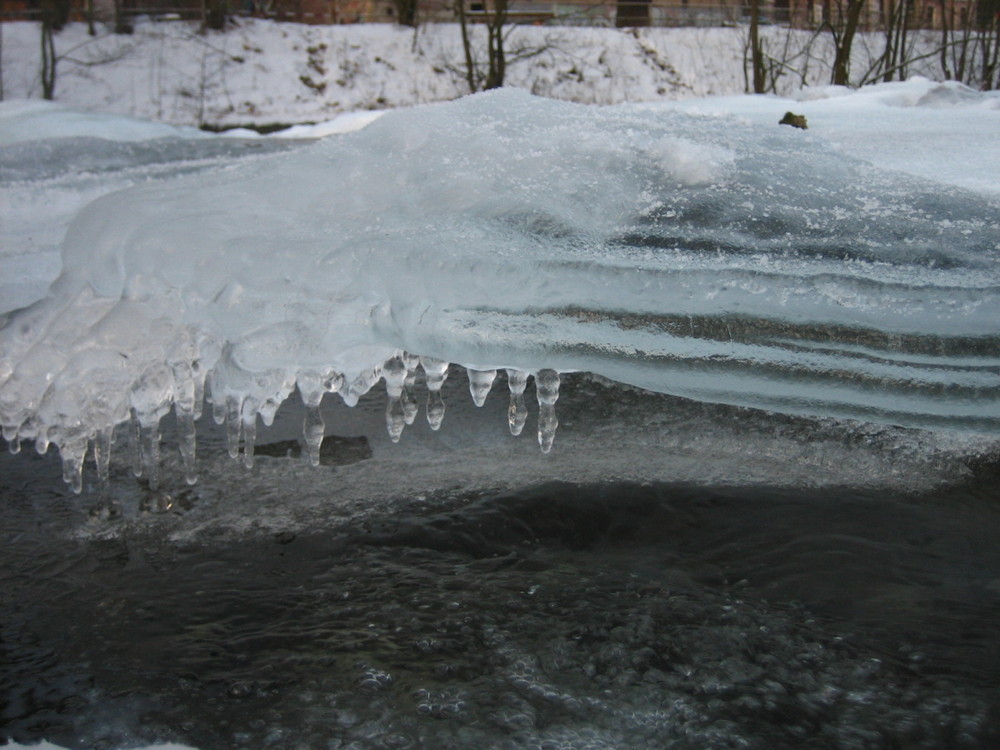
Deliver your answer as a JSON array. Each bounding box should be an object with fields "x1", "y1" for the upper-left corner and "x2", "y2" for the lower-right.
[{"x1": 2, "y1": 90, "x2": 999, "y2": 491}]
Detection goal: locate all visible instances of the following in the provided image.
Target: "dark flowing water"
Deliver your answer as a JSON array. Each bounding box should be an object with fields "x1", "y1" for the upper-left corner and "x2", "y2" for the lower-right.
[{"x1": 2, "y1": 373, "x2": 999, "y2": 750}]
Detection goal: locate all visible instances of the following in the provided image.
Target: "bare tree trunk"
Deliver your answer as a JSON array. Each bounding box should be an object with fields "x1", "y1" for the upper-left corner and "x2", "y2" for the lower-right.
[
  {"x1": 956, "y1": 5, "x2": 971, "y2": 81},
  {"x1": 940, "y1": 3, "x2": 953, "y2": 80},
  {"x1": 878, "y1": 0, "x2": 911, "y2": 83},
  {"x1": 455, "y1": 0, "x2": 509, "y2": 92},
  {"x1": 749, "y1": 0, "x2": 767, "y2": 93},
  {"x1": 831, "y1": 0, "x2": 865, "y2": 86},
  {"x1": 393, "y1": 0, "x2": 419, "y2": 27},
  {"x1": 980, "y1": 1, "x2": 1000, "y2": 89},
  {"x1": 41, "y1": 20, "x2": 57, "y2": 100},
  {"x1": 38, "y1": 0, "x2": 70, "y2": 99},
  {"x1": 86, "y1": 0, "x2": 96, "y2": 36},
  {"x1": 114, "y1": 0, "x2": 134, "y2": 34},
  {"x1": 455, "y1": 0, "x2": 477, "y2": 92},
  {"x1": 895, "y1": 0, "x2": 910, "y2": 81},
  {"x1": 203, "y1": 0, "x2": 228, "y2": 31},
  {"x1": 484, "y1": 0, "x2": 508, "y2": 90}
]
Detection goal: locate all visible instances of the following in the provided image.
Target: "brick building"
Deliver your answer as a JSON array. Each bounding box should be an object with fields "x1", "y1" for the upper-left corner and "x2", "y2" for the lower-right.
[{"x1": 0, "y1": 0, "x2": 988, "y2": 31}]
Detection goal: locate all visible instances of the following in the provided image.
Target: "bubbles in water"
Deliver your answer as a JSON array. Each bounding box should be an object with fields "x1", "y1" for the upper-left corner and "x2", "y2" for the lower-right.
[{"x1": 357, "y1": 665, "x2": 393, "y2": 695}]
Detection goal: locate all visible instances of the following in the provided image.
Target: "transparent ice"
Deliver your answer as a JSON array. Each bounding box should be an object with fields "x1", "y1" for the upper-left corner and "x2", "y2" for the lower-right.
[{"x1": 1, "y1": 89, "x2": 998, "y2": 491}]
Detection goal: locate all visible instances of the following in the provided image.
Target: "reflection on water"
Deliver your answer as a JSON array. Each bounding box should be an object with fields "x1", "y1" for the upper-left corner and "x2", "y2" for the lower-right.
[{"x1": 2, "y1": 374, "x2": 999, "y2": 749}]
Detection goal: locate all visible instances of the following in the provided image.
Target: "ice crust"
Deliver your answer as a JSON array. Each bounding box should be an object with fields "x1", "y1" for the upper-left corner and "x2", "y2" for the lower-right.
[{"x1": 1, "y1": 89, "x2": 999, "y2": 490}]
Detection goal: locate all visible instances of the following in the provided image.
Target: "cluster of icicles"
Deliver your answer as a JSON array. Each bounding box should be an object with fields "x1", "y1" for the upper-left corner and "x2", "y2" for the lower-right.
[{"x1": 3, "y1": 351, "x2": 562, "y2": 495}]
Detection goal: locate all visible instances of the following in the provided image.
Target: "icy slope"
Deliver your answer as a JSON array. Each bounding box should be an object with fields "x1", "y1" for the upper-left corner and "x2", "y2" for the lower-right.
[{"x1": 1, "y1": 89, "x2": 998, "y2": 491}]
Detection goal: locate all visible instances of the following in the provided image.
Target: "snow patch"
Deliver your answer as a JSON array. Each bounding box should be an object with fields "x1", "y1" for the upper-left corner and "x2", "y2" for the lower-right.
[{"x1": 0, "y1": 100, "x2": 211, "y2": 145}]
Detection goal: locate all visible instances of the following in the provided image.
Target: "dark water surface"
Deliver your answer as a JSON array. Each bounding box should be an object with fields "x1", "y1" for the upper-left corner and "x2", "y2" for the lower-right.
[{"x1": 2, "y1": 374, "x2": 999, "y2": 749}]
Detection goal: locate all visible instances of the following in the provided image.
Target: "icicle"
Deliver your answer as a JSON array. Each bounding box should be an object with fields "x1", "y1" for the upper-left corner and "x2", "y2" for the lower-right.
[
  {"x1": 2, "y1": 422, "x2": 17, "y2": 441},
  {"x1": 535, "y1": 369, "x2": 561, "y2": 454},
  {"x1": 506, "y1": 369, "x2": 530, "y2": 437},
  {"x1": 421, "y1": 356, "x2": 449, "y2": 390},
  {"x1": 60, "y1": 439, "x2": 87, "y2": 495},
  {"x1": 401, "y1": 351, "x2": 421, "y2": 373},
  {"x1": 212, "y1": 397, "x2": 226, "y2": 426},
  {"x1": 341, "y1": 367, "x2": 381, "y2": 407},
  {"x1": 401, "y1": 353, "x2": 419, "y2": 425},
  {"x1": 176, "y1": 406, "x2": 198, "y2": 485},
  {"x1": 140, "y1": 422, "x2": 161, "y2": 491},
  {"x1": 171, "y1": 360, "x2": 195, "y2": 412},
  {"x1": 225, "y1": 394, "x2": 242, "y2": 460},
  {"x1": 386, "y1": 397, "x2": 406, "y2": 443},
  {"x1": 128, "y1": 366, "x2": 173, "y2": 483},
  {"x1": 297, "y1": 384, "x2": 326, "y2": 466},
  {"x1": 382, "y1": 355, "x2": 407, "y2": 399},
  {"x1": 401, "y1": 388, "x2": 418, "y2": 426},
  {"x1": 3, "y1": 423, "x2": 20, "y2": 453},
  {"x1": 468, "y1": 368, "x2": 497, "y2": 407},
  {"x1": 130, "y1": 408, "x2": 142, "y2": 477},
  {"x1": 298, "y1": 368, "x2": 342, "y2": 467},
  {"x1": 420, "y1": 356, "x2": 449, "y2": 431},
  {"x1": 93, "y1": 425, "x2": 113, "y2": 497},
  {"x1": 172, "y1": 361, "x2": 199, "y2": 485},
  {"x1": 192, "y1": 359, "x2": 206, "y2": 421},
  {"x1": 382, "y1": 355, "x2": 409, "y2": 441},
  {"x1": 35, "y1": 432, "x2": 49, "y2": 455},
  {"x1": 303, "y1": 405, "x2": 324, "y2": 467},
  {"x1": 324, "y1": 370, "x2": 345, "y2": 394},
  {"x1": 426, "y1": 390, "x2": 446, "y2": 431},
  {"x1": 241, "y1": 399, "x2": 257, "y2": 469},
  {"x1": 257, "y1": 370, "x2": 295, "y2": 426}
]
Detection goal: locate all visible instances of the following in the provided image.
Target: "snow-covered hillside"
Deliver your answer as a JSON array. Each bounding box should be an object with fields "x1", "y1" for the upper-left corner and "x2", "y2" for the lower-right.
[{"x1": 0, "y1": 17, "x2": 946, "y2": 127}]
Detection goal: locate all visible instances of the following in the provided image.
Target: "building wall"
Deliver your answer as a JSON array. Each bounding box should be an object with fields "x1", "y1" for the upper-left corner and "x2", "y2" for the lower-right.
[{"x1": 0, "y1": 0, "x2": 985, "y2": 31}]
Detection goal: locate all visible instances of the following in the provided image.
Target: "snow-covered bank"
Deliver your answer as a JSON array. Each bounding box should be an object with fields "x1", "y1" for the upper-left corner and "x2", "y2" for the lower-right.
[{"x1": 0, "y1": 17, "x2": 949, "y2": 127}]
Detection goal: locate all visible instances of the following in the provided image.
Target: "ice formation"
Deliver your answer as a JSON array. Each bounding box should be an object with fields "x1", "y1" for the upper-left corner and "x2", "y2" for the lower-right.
[{"x1": 1, "y1": 89, "x2": 998, "y2": 491}]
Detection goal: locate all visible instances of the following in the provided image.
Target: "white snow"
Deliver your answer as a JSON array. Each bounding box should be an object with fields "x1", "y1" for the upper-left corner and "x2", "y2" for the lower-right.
[
  {"x1": 658, "y1": 78, "x2": 1000, "y2": 194},
  {"x1": 0, "y1": 18, "x2": 952, "y2": 127},
  {"x1": 0, "y1": 99, "x2": 211, "y2": 145},
  {"x1": 0, "y1": 99, "x2": 385, "y2": 145}
]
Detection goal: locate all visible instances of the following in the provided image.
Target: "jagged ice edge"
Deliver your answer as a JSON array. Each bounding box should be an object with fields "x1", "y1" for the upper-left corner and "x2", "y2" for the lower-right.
[{"x1": 1, "y1": 345, "x2": 562, "y2": 495}]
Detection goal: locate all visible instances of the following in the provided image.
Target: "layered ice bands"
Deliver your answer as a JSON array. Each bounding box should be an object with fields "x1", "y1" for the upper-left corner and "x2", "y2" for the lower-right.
[{"x1": 1, "y1": 89, "x2": 999, "y2": 491}]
